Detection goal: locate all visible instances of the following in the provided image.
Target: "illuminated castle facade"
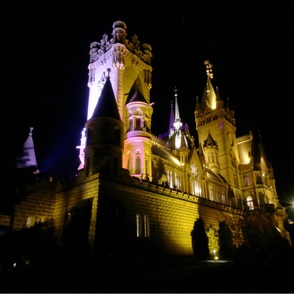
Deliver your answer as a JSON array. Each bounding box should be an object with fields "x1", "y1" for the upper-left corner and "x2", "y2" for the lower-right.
[
  {"x1": 80, "y1": 20, "x2": 280, "y2": 210},
  {"x1": 2, "y1": 20, "x2": 290, "y2": 256}
]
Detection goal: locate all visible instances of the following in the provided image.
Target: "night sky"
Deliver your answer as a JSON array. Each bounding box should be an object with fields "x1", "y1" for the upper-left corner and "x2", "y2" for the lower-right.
[{"x1": 1, "y1": 0, "x2": 294, "y2": 203}]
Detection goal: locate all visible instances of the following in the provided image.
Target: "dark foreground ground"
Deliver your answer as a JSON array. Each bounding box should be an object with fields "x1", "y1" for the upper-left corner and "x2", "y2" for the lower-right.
[{"x1": 1, "y1": 252, "x2": 294, "y2": 293}]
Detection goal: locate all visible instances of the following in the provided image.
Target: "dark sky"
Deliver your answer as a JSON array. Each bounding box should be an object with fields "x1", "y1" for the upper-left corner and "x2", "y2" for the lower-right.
[{"x1": 1, "y1": 0, "x2": 294, "y2": 201}]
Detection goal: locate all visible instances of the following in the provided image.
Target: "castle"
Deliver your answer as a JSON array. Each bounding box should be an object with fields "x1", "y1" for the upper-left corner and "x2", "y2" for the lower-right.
[{"x1": 1, "y1": 20, "x2": 290, "y2": 256}]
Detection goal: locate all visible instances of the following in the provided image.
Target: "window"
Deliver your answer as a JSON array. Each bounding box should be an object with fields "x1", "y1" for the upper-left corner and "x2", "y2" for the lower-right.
[
  {"x1": 243, "y1": 174, "x2": 250, "y2": 186},
  {"x1": 135, "y1": 152, "x2": 141, "y2": 174},
  {"x1": 215, "y1": 188, "x2": 220, "y2": 202},
  {"x1": 135, "y1": 118, "x2": 141, "y2": 130},
  {"x1": 191, "y1": 178, "x2": 201, "y2": 196},
  {"x1": 209, "y1": 186, "x2": 214, "y2": 201},
  {"x1": 26, "y1": 216, "x2": 32, "y2": 228},
  {"x1": 174, "y1": 172, "x2": 181, "y2": 190},
  {"x1": 136, "y1": 214, "x2": 150, "y2": 238},
  {"x1": 221, "y1": 192, "x2": 226, "y2": 205},
  {"x1": 247, "y1": 196, "x2": 254, "y2": 210}
]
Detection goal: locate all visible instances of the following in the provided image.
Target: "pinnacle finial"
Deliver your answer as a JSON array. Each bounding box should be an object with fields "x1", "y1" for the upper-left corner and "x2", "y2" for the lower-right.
[
  {"x1": 174, "y1": 86, "x2": 178, "y2": 97},
  {"x1": 204, "y1": 60, "x2": 213, "y2": 79}
]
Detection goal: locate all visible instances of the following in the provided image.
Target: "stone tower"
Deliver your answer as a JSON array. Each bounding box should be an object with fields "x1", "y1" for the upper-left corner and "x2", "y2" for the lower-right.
[
  {"x1": 195, "y1": 60, "x2": 239, "y2": 187},
  {"x1": 79, "y1": 20, "x2": 153, "y2": 180}
]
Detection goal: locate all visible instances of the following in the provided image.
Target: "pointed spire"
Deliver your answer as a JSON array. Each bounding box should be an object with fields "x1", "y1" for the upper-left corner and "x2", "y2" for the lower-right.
[
  {"x1": 173, "y1": 87, "x2": 182, "y2": 131},
  {"x1": 226, "y1": 97, "x2": 230, "y2": 109},
  {"x1": 127, "y1": 88, "x2": 147, "y2": 103},
  {"x1": 16, "y1": 127, "x2": 38, "y2": 171},
  {"x1": 169, "y1": 100, "x2": 175, "y2": 133},
  {"x1": 204, "y1": 60, "x2": 213, "y2": 79},
  {"x1": 195, "y1": 96, "x2": 201, "y2": 111},
  {"x1": 91, "y1": 69, "x2": 121, "y2": 121},
  {"x1": 258, "y1": 131, "x2": 272, "y2": 169},
  {"x1": 201, "y1": 60, "x2": 217, "y2": 110},
  {"x1": 126, "y1": 78, "x2": 148, "y2": 104},
  {"x1": 215, "y1": 86, "x2": 222, "y2": 101}
]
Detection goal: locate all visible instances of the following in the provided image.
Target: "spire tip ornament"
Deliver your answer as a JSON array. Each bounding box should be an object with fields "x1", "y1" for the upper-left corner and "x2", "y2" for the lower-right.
[{"x1": 204, "y1": 60, "x2": 213, "y2": 79}]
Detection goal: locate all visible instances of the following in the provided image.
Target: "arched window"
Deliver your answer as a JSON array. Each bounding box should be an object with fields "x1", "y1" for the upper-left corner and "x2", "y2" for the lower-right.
[
  {"x1": 135, "y1": 151, "x2": 141, "y2": 174},
  {"x1": 247, "y1": 196, "x2": 254, "y2": 210},
  {"x1": 209, "y1": 186, "x2": 214, "y2": 201}
]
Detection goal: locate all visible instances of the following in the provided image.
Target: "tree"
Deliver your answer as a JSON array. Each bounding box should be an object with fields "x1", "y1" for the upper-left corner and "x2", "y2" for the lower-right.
[
  {"x1": 241, "y1": 213, "x2": 291, "y2": 260},
  {"x1": 191, "y1": 218, "x2": 209, "y2": 259},
  {"x1": 218, "y1": 221, "x2": 234, "y2": 259},
  {"x1": 61, "y1": 198, "x2": 93, "y2": 251}
]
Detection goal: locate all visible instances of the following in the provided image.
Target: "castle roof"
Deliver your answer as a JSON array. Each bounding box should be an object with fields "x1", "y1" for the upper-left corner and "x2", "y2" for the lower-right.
[
  {"x1": 152, "y1": 144, "x2": 181, "y2": 166},
  {"x1": 203, "y1": 131, "x2": 218, "y2": 148},
  {"x1": 91, "y1": 74, "x2": 121, "y2": 121},
  {"x1": 16, "y1": 127, "x2": 38, "y2": 170},
  {"x1": 253, "y1": 132, "x2": 272, "y2": 171}
]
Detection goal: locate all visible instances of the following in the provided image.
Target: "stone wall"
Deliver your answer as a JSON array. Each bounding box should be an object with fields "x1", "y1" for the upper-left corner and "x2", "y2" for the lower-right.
[
  {"x1": 13, "y1": 178, "x2": 56, "y2": 230},
  {"x1": 10, "y1": 174, "x2": 245, "y2": 256},
  {"x1": 95, "y1": 176, "x2": 245, "y2": 256}
]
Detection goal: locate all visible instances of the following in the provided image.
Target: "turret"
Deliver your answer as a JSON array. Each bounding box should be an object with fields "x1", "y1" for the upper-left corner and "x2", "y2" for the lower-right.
[
  {"x1": 124, "y1": 80, "x2": 153, "y2": 181},
  {"x1": 84, "y1": 71, "x2": 124, "y2": 177},
  {"x1": 203, "y1": 131, "x2": 220, "y2": 174}
]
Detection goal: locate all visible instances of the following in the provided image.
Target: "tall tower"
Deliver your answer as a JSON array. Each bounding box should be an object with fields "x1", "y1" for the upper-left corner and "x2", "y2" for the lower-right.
[
  {"x1": 87, "y1": 20, "x2": 152, "y2": 124},
  {"x1": 195, "y1": 61, "x2": 239, "y2": 187},
  {"x1": 167, "y1": 87, "x2": 194, "y2": 191},
  {"x1": 79, "y1": 21, "x2": 153, "y2": 179}
]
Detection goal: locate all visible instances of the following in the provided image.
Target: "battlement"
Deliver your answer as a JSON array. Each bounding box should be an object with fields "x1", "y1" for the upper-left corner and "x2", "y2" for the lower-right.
[{"x1": 89, "y1": 20, "x2": 152, "y2": 65}]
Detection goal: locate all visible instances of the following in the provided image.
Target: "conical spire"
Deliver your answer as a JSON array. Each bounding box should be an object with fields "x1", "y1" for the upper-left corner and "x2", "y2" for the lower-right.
[
  {"x1": 16, "y1": 127, "x2": 38, "y2": 170},
  {"x1": 126, "y1": 79, "x2": 148, "y2": 104},
  {"x1": 169, "y1": 100, "x2": 175, "y2": 133},
  {"x1": 91, "y1": 69, "x2": 121, "y2": 121},
  {"x1": 201, "y1": 60, "x2": 217, "y2": 110},
  {"x1": 253, "y1": 131, "x2": 272, "y2": 171},
  {"x1": 173, "y1": 87, "x2": 182, "y2": 131}
]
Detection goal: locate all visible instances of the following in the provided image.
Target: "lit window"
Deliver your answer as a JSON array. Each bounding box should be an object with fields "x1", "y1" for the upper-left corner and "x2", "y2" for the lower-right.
[
  {"x1": 136, "y1": 214, "x2": 150, "y2": 238},
  {"x1": 209, "y1": 186, "x2": 214, "y2": 201},
  {"x1": 247, "y1": 196, "x2": 254, "y2": 210},
  {"x1": 26, "y1": 216, "x2": 32, "y2": 228}
]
